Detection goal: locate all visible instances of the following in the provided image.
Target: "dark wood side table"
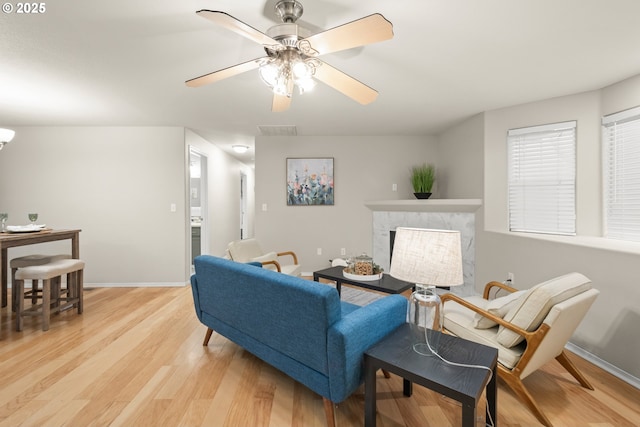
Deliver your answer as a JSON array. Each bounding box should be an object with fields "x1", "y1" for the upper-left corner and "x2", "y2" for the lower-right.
[
  {"x1": 313, "y1": 266, "x2": 413, "y2": 296},
  {"x1": 364, "y1": 323, "x2": 498, "y2": 427}
]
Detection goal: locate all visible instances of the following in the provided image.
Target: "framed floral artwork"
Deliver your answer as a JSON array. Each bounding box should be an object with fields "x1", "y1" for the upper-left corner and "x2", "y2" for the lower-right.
[{"x1": 286, "y1": 157, "x2": 334, "y2": 205}]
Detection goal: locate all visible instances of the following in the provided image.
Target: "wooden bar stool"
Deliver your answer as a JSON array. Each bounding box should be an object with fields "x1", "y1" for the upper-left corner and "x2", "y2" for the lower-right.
[{"x1": 14, "y1": 259, "x2": 84, "y2": 331}]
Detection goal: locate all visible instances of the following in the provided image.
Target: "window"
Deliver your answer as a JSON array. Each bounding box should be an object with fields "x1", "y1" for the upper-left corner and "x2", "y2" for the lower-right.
[
  {"x1": 603, "y1": 106, "x2": 640, "y2": 242},
  {"x1": 507, "y1": 121, "x2": 577, "y2": 235}
]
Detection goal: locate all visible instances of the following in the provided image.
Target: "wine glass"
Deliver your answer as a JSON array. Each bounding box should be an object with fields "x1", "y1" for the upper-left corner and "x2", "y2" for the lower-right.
[
  {"x1": 28, "y1": 213, "x2": 38, "y2": 225},
  {"x1": 0, "y1": 212, "x2": 7, "y2": 232}
]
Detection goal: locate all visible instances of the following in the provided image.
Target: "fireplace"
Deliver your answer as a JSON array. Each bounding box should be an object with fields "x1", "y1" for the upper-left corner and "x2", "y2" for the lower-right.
[{"x1": 367, "y1": 200, "x2": 481, "y2": 297}]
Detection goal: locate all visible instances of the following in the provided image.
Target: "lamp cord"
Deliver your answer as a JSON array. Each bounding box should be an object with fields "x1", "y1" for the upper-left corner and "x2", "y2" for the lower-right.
[{"x1": 418, "y1": 330, "x2": 495, "y2": 427}]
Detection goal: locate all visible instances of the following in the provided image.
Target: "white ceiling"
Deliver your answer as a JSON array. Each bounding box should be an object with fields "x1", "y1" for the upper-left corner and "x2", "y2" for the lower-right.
[{"x1": 2, "y1": 0, "x2": 640, "y2": 165}]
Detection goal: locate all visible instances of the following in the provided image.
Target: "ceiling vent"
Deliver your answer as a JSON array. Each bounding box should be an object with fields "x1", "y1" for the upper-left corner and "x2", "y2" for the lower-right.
[{"x1": 257, "y1": 125, "x2": 298, "y2": 136}]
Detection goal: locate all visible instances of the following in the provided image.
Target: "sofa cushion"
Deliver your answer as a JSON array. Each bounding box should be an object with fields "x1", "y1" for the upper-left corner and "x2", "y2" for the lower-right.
[
  {"x1": 474, "y1": 290, "x2": 526, "y2": 329},
  {"x1": 496, "y1": 272, "x2": 591, "y2": 348}
]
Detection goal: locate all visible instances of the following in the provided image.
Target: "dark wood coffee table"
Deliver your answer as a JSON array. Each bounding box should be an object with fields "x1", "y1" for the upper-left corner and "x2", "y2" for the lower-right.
[
  {"x1": 364, "y1": 323, "x2": 498, "y2": 427},
  {"x1": 313, "y1": 266, "x2": 413, "y2": 296}
]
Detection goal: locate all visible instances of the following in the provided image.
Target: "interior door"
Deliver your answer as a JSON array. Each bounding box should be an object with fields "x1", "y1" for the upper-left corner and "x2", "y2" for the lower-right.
[{"x1": 189, "y1": 148, "x2": 208, "y2": 264}]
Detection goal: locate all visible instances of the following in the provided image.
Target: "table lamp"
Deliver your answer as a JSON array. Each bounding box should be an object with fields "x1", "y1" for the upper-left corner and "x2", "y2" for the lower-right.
[{"x1": 389, "y1": 227, "x2": 463, "y2": 355}]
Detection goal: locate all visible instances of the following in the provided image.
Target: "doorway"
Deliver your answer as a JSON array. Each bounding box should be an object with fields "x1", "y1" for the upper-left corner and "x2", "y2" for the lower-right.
[
  {"x1": 189, "y1": 148, "x2": 208, "y2": 265},
  {"x1": 240, "y1": 172, "x2": 248, "y2": 239}
]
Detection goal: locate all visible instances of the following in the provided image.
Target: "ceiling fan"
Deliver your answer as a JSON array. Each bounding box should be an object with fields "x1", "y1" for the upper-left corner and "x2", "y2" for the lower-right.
[{"x1": 185, "y1": 0, "x2": 394, "y2": 112}]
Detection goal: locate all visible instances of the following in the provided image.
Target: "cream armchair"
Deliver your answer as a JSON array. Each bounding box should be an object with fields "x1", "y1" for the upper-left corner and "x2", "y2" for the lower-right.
[
  {"x1": 441, "y1": 272, "x2": 599, "y2": 427},
  {"x1": 226, "y1": 238, "x2": 301, "y2": 276}
]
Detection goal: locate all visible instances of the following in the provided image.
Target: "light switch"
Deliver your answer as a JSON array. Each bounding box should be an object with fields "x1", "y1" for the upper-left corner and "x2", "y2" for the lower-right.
[
  {"x1": 262, "y1": 203, "x2": 268, "y2": 211},
  {"x1": 170, "y1": 203, "x2": 177, "y2": 212}
]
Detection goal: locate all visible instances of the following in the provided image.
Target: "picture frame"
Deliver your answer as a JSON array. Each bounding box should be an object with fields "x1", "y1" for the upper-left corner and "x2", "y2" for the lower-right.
[{"x1": 286, "y1": 157, "x2": 334, "y2": 205}]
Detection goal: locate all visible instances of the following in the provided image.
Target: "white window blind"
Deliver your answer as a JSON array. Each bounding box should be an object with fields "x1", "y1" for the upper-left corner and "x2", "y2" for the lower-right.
[
  {"x1": 603, "y1": 106, "x2": 640, "y2": 242},
  {"x1": 507, "y1": 121, "x2": 576, "y2": 235}
]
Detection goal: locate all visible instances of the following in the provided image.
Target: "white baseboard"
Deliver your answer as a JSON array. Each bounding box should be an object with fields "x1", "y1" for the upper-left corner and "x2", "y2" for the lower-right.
[
  {"x1": 566, "y1": 342, "x2": 640, "y2": 390},
  {"x1": 11, "y1": 282, "x2": 189, "y2": 289},
  {"x1": 84, "y1": 282, "x2": 188, "y2": 288}
]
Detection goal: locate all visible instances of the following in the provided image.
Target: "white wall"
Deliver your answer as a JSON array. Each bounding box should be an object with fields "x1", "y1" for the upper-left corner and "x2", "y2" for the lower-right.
[
  {"x1": 185, "y1": 130, "x2": 255, "y2": 258},
  {"x1": 0, "y1": 126, "x2": 254, "y2": 286},
  {"x1": 254, "y1": 135, "x2": 438, "y2": 273},
  {"x1": 436, "y1": 113, "x2": 484, "y2": 198},
  {"x1": 442, "y1": 75, "x2": 640, "y2": 380},
  {"x1": 0, "y1": 127, "x2": 187, "y2": 285}
]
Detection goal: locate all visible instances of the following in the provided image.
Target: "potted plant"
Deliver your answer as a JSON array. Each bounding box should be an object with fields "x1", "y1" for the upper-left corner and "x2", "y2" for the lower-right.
[{"x1": 411, "y1": 163, "x2": 435, "y2": 199}]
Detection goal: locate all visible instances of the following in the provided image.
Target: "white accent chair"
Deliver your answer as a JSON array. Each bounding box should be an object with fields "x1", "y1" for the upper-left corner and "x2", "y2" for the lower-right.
[
  {"x1": 226, "y1": 238, "x2": 301, "y2": 276},
  {"x1": 441, "y1": 272, "x2": 599, "y2": 427}
]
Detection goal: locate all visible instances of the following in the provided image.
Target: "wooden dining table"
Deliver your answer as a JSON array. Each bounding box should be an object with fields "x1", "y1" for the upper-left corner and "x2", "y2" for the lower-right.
[{"x1": 0, "y1": 229, "x2": 81, "y2": 308}]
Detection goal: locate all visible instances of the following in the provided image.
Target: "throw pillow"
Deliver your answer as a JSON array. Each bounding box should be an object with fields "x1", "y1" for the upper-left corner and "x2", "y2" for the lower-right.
[
  {"x1": 473, "y1": 290, "x2": 526, "y2": 329},
  {"x1": 496, "y1": 272, "x2": 591, "y2": 348}
]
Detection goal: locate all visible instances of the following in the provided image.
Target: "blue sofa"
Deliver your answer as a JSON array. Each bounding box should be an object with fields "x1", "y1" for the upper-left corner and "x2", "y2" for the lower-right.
[{"x1": 190, "y1": 255, "x2": 407, "y2": 426}]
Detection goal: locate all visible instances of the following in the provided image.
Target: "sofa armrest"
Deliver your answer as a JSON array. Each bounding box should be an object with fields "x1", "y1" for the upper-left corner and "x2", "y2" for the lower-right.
[
  {"x1": 190, "y1": 274, "x2": 203, "y2": 322},
  {"x1": 326, "y1": 294, "x2": 407, "y2": 403}
]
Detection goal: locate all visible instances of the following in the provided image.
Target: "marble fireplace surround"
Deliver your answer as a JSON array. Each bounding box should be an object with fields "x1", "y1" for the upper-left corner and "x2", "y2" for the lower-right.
[{"x1": 366, "y1": 199, "x2": 482, "y2": 297}]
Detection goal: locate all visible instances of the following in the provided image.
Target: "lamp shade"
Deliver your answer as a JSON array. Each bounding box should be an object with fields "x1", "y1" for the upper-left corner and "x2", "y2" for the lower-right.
[
  {"x1": 0, "y1": 128, "x2": 15, "y2": 143},
  {"x1": 389, "y1": 227, "x2": 463, "y2": 287}
]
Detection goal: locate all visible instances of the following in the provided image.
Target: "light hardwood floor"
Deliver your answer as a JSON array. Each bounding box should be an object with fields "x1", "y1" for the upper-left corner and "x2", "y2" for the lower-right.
[{"x1": 1, "y1": 285, "x2": 639, "y2": 427}]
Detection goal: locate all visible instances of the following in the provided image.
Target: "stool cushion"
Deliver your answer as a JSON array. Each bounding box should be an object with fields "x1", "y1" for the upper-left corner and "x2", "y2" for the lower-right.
[
  {"x1": 10, "y1": 254, "x2": 71, "y2": 269},
  {"x1": 15, "y1": 259, "x2": 85, "y2": 281}
]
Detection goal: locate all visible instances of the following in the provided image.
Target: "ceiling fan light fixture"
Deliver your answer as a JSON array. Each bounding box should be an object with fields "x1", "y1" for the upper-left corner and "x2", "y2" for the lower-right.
[
  {"x1": 295, "y1": 76, "x2": 316, "y2": 94},
  {"x1": 259, "y1": 50, "x2": 318, "y2": 97},
  {"x1": 186, "y1": 3, "x2": 394, "y2": 111},
  {"x1": 259, "y1": 61, "x2": 280, "y2": 87}
]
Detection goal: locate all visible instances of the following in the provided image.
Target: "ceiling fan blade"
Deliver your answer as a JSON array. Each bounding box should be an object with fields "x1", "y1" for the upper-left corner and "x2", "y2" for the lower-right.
[
  {"x1": 185, "y1": 58, "x2": 265, "y2": 87},
  {"x1": 303, "y1": 14, "x2": 393, "y2": 56},
  {"x1": 272, "y1": 93, "x2": 292, "y2": 112},
  {"x1": 313, "y1": 60, "x2": 378, "y2": 105},
  {"x1": 196, "y1": 10, "x2": 280, "y2": 46}
]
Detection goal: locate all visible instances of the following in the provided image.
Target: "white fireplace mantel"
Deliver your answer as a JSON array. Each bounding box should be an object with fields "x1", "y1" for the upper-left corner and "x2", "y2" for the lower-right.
[{"x1": 365, "y1": 199, "x2": 482, "y2": 213}]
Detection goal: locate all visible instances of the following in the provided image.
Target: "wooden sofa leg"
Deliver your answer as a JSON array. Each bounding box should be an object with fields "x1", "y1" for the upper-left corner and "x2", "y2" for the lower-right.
[
  {"x1": 556, "y1": 350, "x2": 594, "y2": 390},
  {"x1": 501, "y1": 372, "x2": 553, "y2": 427},
  {"x1": 203, "y1": 327, "x2": 213, "y2": 346},
  {"x1": 323, "y1": 398, "x2": 336, "y2": 427}
]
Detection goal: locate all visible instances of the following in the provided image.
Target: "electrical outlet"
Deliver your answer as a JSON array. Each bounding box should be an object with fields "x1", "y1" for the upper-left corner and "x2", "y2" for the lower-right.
[
  {"x1": 340, "y1": 248, "x2": 346, "y2": 256},
  {"x1": 317, "y1": 248, "x2": 322, "y2": 255},
  {"x1": 507, "y1": 272, "x2": 515, "y2": 284},
  {"x1": 392, "y1": 183, "x2": 397, "y2": 192},
  {"x1": 262, "y1": 203, "x2": 267, "y2": 211}
]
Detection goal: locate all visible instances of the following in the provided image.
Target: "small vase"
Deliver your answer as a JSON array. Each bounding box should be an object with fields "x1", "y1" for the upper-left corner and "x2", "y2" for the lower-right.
[{"x1": 413, "y1": 192, "x2": 432, "y2": 199}]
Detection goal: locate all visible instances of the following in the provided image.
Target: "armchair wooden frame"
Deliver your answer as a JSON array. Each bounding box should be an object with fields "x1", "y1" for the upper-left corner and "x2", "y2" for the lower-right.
[
  {"x1": 259, "y1": 251, "x2": 298, "y2": 273},
  {"x1": 441, "y1": 281, "x2": 595, "y2": 427}
]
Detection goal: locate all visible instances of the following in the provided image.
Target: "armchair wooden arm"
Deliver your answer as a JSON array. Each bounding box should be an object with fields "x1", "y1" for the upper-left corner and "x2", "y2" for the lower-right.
[
  {"x1": 482, "y1": 280, "x2": 518, "y2": 299},
  {"x1": 260, "y1": 260, "x2": 282, "y2": 272},
  {"x1": 441, "y1": 292, "x2": 542, "y2": 344},
  {"x1": 277, "y1": 251, "x2": 299, "y2": 265}
]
